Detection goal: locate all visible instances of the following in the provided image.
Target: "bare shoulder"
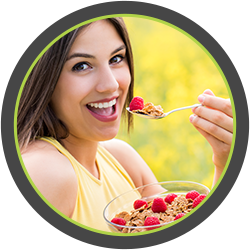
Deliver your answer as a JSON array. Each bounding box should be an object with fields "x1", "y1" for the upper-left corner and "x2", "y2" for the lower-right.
[
  {"x1": 16, "y1": 141, "x2": 77, "y2": 238},
  {"x1": 100, "y1": 139, "x2": 158, "y2": 188},
  {"x1": 21, "y1": 140, "x2": 77, "y2": 218},
  {"x1": 100, "y1": 139, "x2": 138, "y2": 168},
  {"x1": 100, "y1": 138, "x2": 135, "y2": 155}
]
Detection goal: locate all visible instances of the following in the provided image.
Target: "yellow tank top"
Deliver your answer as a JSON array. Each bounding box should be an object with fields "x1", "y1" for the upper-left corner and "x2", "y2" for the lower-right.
[{"x1": 40, "y1": 137, "x2": 138, "y2": 232}]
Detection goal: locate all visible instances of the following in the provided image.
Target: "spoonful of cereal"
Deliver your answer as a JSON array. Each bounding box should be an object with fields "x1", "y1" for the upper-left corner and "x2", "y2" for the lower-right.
[{"x1": 127, "y1": 96, "x2": 202, "y2": 120}]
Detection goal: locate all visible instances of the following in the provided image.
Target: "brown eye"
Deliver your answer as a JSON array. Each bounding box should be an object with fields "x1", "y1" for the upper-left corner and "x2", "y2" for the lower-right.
[
  {"x1": 109, "y1": 55, "x2": 124, "y2": 65},
  {"x1": 72, "y1": 62, "x2": 90, "y2": 72}
]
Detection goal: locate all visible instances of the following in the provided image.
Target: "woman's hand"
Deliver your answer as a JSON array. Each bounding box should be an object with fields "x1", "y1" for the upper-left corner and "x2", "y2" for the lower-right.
[{"x1": 189, "y1": 89, "x2": 233, "y2": 185}]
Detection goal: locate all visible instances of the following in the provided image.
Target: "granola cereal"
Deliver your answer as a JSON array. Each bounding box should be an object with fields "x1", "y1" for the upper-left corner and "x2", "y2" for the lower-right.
[
  {"x1": 132, "y1": 102, "x2": 164, "y2": 117},
  {"x1": 112, "y1": 194, "x2": 198, "y2": 233}
]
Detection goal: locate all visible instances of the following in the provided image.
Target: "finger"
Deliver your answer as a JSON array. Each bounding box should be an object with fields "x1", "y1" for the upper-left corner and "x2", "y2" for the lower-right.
[
  {"x1": 191, "y1": 123, "x2": 232, "y2": 168},
  {"x1": 190, "y1": 114, "x2": 233, "y2": 145},
  {"x1": 198, "y1": 94, "x2": 233, "y2": 118},
  {"x1": 200, "y1": 222, "x2": 212, "y2": 238},
  {"x1": 203, "y1": 89, "x2": 215, "y2": 96},
  {"x1": 191, "y1": 122, "x2": 223, "y2": 151},
  {"x1": 192, "y1": 105, "x2": 233, "y2": 133}
]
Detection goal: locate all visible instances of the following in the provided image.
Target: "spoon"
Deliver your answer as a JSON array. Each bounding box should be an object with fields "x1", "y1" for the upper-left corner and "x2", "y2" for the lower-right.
[{"x1": 126, "y1": 103, "x2": 202, "y2": 119}]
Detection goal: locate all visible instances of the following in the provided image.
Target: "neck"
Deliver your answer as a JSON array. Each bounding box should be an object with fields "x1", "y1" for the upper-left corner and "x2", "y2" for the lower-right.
[{"x1": 60, "y1": 135, "x2": 100, "y2": 179}]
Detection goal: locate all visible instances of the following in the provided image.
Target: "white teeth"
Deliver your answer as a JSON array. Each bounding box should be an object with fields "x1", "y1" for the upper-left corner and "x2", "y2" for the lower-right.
[{"x1": 88, "y1": 99, "x2": 116, "y2": 108}]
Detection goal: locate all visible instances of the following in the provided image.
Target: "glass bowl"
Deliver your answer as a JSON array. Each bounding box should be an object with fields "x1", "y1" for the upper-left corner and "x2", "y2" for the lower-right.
[{"x1": 103, "y1": 181, "x2": 210, "y2": 233}]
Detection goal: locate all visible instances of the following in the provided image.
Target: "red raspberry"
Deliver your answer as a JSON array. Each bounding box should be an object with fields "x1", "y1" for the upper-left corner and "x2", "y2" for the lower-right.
[
  {"x1": 129, "y1": 96, "x2": 144, "y2": 111},
  {"x1": 186, "y1": 190, "x2": 200, "y2": 200},
  {"x1": 151, "y1": 197, "x2": 167, "y2": 213},
  {"x1": 164, "y1": 193, "x2": 177, "y2": 204},
  {"x1": 144, "y1": 216, "x2": 161, "y2": 230},
  {"x1": 192, "y1": 194, "x2": 207, "y2": 208},
  {"x1": 111, "y1": 217, "x2": 126, "y2": 230},
  {"x1": 133, "y1": 199, "x2": 148, "y2": 210},
  {"x1": 174, "y1": 213, "x2": 185, "y2": 221}
]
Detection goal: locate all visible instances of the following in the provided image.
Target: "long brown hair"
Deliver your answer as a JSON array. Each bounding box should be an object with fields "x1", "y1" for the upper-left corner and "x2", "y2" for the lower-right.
[{"x1": 17, "y1": 17, "x2": 134, "y2": 150}]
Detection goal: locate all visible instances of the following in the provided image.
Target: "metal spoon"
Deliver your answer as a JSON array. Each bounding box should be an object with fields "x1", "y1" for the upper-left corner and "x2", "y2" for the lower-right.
[{"x1": 126, "y1": 103, "x2": 202, "y2": 119}]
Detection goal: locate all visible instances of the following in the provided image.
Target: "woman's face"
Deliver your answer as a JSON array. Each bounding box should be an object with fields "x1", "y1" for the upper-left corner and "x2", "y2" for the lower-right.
[{"x1": 50, "y1": 20, "x2": 131, "y2": 142}]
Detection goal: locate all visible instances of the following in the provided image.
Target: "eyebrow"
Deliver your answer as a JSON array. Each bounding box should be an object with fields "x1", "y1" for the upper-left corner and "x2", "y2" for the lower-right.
[{"x1": 66, "y1": 44, "x2": 126, "y2": 61}]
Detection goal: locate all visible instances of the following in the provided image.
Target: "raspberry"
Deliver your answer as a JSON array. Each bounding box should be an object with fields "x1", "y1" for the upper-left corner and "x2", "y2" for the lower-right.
[
  {"x1": 192, "y1": 194, "x2": 207, "y2": 208},
  {"x1": 186, "y1": 190, "x2": 200, "y2": 200},
  {"x1": 174, "y1": 213, "x2": 185, "y2": 221},
  {"x1": 111, "y1": 217, "x2": 126, "y2": 230},
  {"x1": 144, "y1": 216, "x2": 161, "y2": 230},
  {"x1": 129, "y1": 96, "x2": 144, "y2": 111},
  {"x1": 151, "y1": 197, "x2": 167, "y2": 213},
  {"x1": 164, "y1": 193, "x2": 177, "y2": 204},
  {"x1": 133, "y1": 199, "x2": 148, "y2": 210}
]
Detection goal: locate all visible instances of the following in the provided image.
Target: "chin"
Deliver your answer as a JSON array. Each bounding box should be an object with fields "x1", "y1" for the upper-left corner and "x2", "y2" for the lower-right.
[
  {"x1": 100, "y1": 129, "x2": 119, "y2": 141},
  {"x1": 96, "y1": 123, "x2": 120, "y2": 142}
]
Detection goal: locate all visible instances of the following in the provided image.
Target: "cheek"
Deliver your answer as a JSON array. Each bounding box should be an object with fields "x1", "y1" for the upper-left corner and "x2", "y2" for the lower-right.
[
  {"x1": 51, "y1": 73, "x2": 92, "y2": 117},
  {"x1": 116, "y1": 66, "x2": 131, "y2": 92}
]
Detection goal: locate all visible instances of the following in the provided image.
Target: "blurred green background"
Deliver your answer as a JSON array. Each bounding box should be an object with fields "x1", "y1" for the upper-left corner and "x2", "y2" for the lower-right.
[{"x1": 116, "y1": 17, "x2": 230, "y2": 189}]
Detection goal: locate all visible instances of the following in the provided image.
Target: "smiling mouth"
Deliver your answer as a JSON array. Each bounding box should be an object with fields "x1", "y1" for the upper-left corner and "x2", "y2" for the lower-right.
[{"x1": 87, "y1": 98, "x2": 116, "y2": 116}]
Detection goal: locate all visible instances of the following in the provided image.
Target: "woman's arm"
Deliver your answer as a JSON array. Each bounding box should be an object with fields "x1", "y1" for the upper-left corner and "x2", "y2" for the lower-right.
[
  {"x1": 189, "y1": 89, "x2": 233, "y2": 186},
  {"x1": 21, "y1": 140, "x2": 78, "y2": 218}
]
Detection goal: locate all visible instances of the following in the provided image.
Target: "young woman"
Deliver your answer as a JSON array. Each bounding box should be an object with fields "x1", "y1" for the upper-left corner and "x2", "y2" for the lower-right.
[{"x1": 18, "y1": 18, "x2": 233, "y2": 231}]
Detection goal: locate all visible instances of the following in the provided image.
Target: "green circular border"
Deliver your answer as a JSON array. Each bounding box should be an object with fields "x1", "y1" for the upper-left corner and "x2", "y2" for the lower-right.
[{"x1": 14, "y1": 14, "x2": 236, "y2": 237}]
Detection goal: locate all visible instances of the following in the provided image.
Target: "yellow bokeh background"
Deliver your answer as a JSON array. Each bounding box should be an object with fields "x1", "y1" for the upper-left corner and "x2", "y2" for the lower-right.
[{"x1": 116, "y1": 17, "x2": 230, "y2": 189}]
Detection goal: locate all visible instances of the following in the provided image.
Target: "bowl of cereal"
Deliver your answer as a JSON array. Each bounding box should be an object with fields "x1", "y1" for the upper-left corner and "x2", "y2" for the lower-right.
[{"x1": 103, "y1": 181, "x2": 210, "y2": 233}]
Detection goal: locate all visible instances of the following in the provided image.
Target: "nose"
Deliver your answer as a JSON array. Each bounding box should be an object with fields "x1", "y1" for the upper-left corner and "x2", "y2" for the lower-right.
[{"x1": 95, "y1": 66, "x2": 119, "y2": 93}]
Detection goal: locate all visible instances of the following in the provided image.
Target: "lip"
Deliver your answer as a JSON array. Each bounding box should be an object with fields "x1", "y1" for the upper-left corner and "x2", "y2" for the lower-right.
[
  {"x1": 86, "y1": 97, "x2": 118, "y2": 122},
  {"x1": 87, "y1": 96, "x2": 119, "y2": 105}
]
